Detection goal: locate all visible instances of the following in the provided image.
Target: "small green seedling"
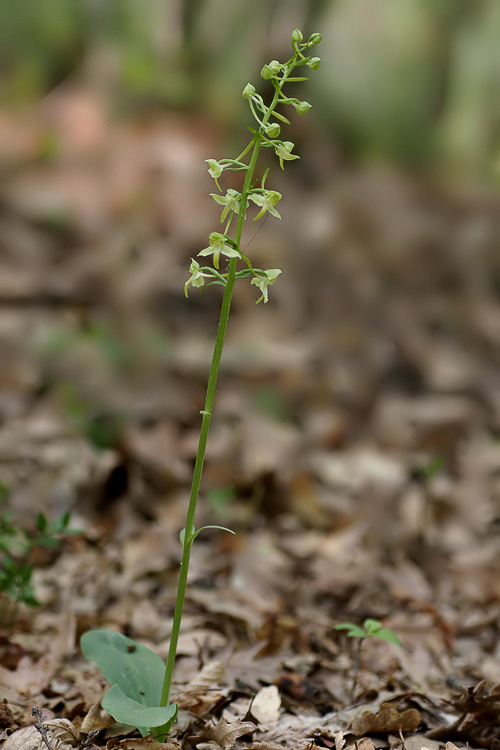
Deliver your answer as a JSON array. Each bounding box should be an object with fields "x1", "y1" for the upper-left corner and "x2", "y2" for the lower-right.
[
  {"x1": 335, "y1": 618, "x2": 402, "y2": 701},
  {"x1": 81, "y1": 28, "x2": 322, "y2": 741},
  {"x1": 0, "y1": 484, "x2": 77, "y2": 627}
]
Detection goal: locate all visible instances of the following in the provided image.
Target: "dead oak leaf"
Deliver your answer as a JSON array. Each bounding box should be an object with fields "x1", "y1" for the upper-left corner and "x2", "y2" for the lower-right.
[
  {"x1": 349, "y1": 739, "x2": 377, "y2": 750},
  {"x1": 351, "y1": 702, "x2": 421, "y2": 734},
  {"x1": 194, "y1": 718, "x2": 256, "y2": 750}
]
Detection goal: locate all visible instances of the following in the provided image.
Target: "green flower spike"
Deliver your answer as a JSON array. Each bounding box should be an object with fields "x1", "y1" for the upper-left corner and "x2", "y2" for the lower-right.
[
  {"x1": 274, "y1": 141, "x2": 300, "y2": 170},
  {"x1": 251, "y1": 268, "x2": 282, "y2": 303},
  {"x1": 210, "y1": 189, "x2": 245, "y2": 223},
  {"x1": 198, "y1": 232, "x2": 240, "y2": 269},
  {"x1": 249, "y1": 190, "x2": 282, "y2": 221},
  {"x1": 184, "y1": 260, "x2": 211, "y2": 296}
]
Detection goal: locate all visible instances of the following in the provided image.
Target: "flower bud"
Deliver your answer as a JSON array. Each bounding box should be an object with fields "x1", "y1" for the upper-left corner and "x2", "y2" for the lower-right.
[
  {"x1": 295, "y1": 100, "x2": 311, "y2": 115},
  {"x1": 265, "y1": 122, "x2": 281, "y2": 138},
  {"x1": 260, "y1": 64, "x2": 273, "y2": 80},
  {"x1": 291, "y1": 29, "x2": 303, "y2": 44},
  {"x1": 307, "y1": 33, "x2": 322, "y2": 46},
  {"x1": 268, "y1": 60, "x2": 282, "y2": 74},
  {"x1": 308, "y1": 57, "x2": 321, "y2": 71},
  {"x1": 242, "y1": 83, "x2": 256, "y2": 99}
]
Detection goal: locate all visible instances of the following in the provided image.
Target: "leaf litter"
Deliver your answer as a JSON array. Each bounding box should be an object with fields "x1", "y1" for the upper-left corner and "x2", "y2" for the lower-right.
[{"x1": 0, "y1": 86, "x2": 500, "y2": 750}]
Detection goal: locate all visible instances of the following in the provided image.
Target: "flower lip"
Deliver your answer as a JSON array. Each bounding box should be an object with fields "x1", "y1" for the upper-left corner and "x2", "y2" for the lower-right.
[
  {"x1": 198, "y1": 232, "x2": 240, "y2": 269},
  {"x1": 249, "y1": 189, "x2": 282, "y2": 221},
  {"x1": 184, "y1": 259, "x2": 211, "y2": 296}
]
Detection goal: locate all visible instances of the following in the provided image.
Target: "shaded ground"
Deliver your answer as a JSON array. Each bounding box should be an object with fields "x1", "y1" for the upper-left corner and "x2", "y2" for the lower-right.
[{"x1": 1, "y1": 89, "x2": 500, "y2": 750}]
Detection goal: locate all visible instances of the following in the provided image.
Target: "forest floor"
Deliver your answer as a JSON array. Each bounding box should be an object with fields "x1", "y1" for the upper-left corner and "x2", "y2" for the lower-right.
[{"x1": 1, "y1": 87, "x2": 500, "y2": 750}]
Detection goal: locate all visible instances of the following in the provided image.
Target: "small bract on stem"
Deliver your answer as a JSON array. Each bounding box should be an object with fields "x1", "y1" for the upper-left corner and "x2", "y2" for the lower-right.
[{"x1": 80, "y1": 28, "x2": 322, "y2": 742}]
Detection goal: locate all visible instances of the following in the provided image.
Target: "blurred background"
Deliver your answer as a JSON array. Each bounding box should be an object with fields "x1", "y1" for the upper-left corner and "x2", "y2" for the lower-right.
[{"x1": 0, "y1": 0, "x2": 499, "y2": 530}]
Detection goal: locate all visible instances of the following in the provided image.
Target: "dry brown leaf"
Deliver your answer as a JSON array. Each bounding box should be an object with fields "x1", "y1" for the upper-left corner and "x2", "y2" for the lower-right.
[
  {"x1": 176, "y1": 661, "x2": 228, "y2": 714},
  {"x1": 351, "y1": 703, "x2": 421, "y2": 734},
  {"x1": 194, "y1": 718, "x2": 256, "y2": 750},
  {"x1": 0, "y1": 613, "x2": 76, "y2": 695},
  {"x1": 335, "y1": 731, "x2": 347, "y2": 750},
  {"x1": 184, "y1": 661, "x2": 226, "y2": 693},
  {"x1": 350, "y1": 739, "x2": 376, "y2": 750},
  {"x1": 80, "y1": 704, "x2": 115, "y2": 735},
  {"x1": 250, "y1": 685, "x2": 281, "y2": 728},
  {"x1": 3, "y1": 720, "x2": 78, "y2": 750}
]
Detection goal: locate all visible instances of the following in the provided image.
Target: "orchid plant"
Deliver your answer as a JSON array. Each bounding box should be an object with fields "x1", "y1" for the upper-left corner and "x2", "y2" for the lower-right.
[{"x1": 81, "y1": 28, "x2": 321, "y2": 741}]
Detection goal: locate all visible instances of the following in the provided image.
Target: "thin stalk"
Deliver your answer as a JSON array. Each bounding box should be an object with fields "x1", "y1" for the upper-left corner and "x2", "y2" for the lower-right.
[{"x1": 350, "y1": 638, "x2": 363, "y2": 702}]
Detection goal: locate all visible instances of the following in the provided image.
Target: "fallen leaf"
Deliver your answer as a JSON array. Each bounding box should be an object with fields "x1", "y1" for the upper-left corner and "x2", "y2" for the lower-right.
[
  {"x1": 3, "y1": 720, "x2": 78, "y2": 750},
  {"x1": 351, "y1": 703, "x2": 421, "y2": 734},
  {"x1": 193, "y1": 718, "x2": 256, "y2": 750},
  {"x1": 251, "y1": 685, "x2": 281, "y2": 728}
]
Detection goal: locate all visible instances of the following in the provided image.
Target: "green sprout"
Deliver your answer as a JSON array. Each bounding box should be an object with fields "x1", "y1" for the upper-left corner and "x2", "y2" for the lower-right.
[
  {"x1": 81, "y1": 28, "x2": 321, "y2": 741},
  {"x1": 0, "y1": 484, "x2": 77, "y2": 628},
  {"x1": 335, "y1": 618, "x2": 402, "y2": 702}
]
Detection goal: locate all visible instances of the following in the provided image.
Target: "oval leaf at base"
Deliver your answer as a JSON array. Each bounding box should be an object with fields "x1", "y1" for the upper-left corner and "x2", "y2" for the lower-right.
[{"x1": 102, "y1": 685, "x2": 177, "y2": 734}]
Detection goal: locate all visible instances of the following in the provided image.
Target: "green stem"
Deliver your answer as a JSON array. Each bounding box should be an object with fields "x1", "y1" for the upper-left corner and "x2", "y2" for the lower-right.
[
  {"x1": 158, "y1": 136, "x2": 265, "y2": 735},
  {"x1": 350, "y1": 638, "x2": 363, "y2": 702}
]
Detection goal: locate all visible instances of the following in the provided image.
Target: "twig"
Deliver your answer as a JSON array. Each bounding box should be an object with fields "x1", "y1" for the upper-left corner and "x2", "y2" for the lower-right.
[{"x1": 31, "y1": 707, "x2": 54, "y2": 750}]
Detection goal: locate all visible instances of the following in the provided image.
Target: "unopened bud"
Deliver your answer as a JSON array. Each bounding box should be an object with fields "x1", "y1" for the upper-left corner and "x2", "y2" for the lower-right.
[
  {"x1": 260, "y1": 64, "x2": 273, "y2": 80},
  {"x1": 295, "y1": 101, "x2": 312, "y2": 115},
  {"x1": 242, "y1": 83, "x2": 256, "y2": 99},
  {"x1": 266, "y1": 122, "x2": 281, "y2": 138},
  {"x1": 291, "y1": 29, "x2": 303, "y2": 44},
  {"x1": 308, "y1": 57, "x2": 321, "y2": 71},
  {"x1": 307, "y1": 33, "x2": 322, "y2": 46}
]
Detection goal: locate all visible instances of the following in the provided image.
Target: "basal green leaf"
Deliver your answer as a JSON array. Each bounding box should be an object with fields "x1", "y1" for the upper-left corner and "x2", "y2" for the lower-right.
[
  {"x1": 80, "y1": 629, "x2": 165, "y2": 708},
  {"x1": 102, "y1": 684, "x2": 177, "y2": 735}
]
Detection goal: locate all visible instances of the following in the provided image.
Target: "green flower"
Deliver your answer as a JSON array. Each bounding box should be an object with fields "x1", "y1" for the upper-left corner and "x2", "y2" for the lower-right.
[
  {"x1": 249, "y1": 190, "x2": 282, "y2": 221},
  {"x1": 274, "y1": 141, "x2": 300, "y2": 170},
  {"x1": 205, "y1": 159, "x2": 225, "y2": 190},
  {"x1": 251, "y1": 268, "x2": 282, "y2": 303},
  {"x1": 210, "y1": 189, "x2": 245, "y2": 223},
  {"x1": 198, "y1": 232, "x2": 240, "y2": 269},
  {"x1": 184, "y1": 260, "x2": 211, "y2": 296}
]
